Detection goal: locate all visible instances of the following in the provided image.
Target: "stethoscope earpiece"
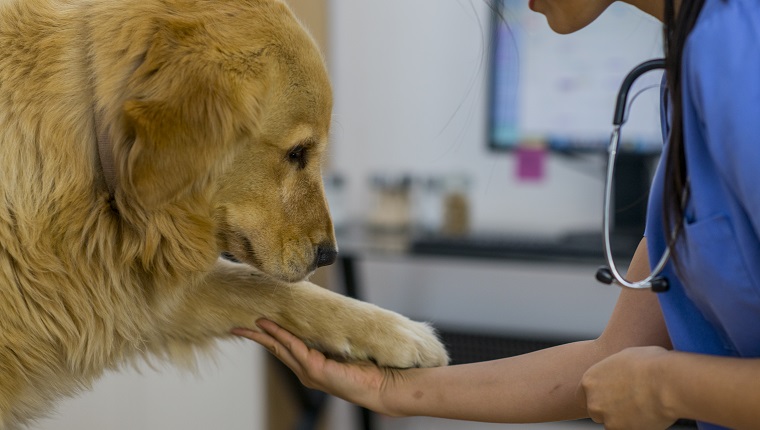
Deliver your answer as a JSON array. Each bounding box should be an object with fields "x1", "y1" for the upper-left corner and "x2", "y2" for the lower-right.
[
  {"x1": 650, "y1": 277, "x2": 670, "y2": 293},
  {"x1": 597, "y1": 265, "x2": 670, "y2": 293},
  {"x1": 595, "y1": 266, "x2": 614, "y2": 285}
]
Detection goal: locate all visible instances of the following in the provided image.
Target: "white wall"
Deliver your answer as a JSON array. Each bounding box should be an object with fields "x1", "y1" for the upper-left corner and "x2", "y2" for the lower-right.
[
  {"x1": 31, "y1": 341, "x2": 266, "y2": 430},
  {"x1": 327, "y1": 0, "x2": 662, "y2": 236}
]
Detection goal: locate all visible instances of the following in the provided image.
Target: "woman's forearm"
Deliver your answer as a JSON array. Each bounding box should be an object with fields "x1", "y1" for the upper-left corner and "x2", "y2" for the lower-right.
[
  {"x1": 377, "y1": 241, "x2": 668, "y2": 423},
  {"x1": 379, "y1": 339, "x2": 607, "y2": 423}
]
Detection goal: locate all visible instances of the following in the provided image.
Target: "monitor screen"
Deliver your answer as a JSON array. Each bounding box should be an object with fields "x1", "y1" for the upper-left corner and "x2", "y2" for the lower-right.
[{"x1": 489, "y1": 1, "x2": 665, "y2": 153}]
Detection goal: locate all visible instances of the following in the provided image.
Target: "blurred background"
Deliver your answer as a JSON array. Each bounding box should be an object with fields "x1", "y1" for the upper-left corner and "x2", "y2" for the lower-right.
[{"x1": 32, "y1": 1, "x2": 676, "y2": 430}]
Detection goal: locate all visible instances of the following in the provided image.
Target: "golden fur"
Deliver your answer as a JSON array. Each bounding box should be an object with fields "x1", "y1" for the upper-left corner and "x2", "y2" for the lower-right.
[{"x1": 0, "y1": 0, "x2": 448, "y2": 427}]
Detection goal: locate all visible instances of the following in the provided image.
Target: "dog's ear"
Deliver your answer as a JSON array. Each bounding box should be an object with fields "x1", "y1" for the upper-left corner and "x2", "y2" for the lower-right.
[
  {"x1": 122, "y1": 89, "x2": 231, "y2": 209},
  {"x1": 119, "y1": 22, "x2": 262, "y2": 209}
]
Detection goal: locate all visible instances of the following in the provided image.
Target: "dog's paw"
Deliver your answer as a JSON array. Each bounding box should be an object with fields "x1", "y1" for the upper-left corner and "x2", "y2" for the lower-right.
[
  {"x1": 268, "y1": 281, "x2": 449, "y2": 369},
  {"x1": 354, "y1": 314, "x2": 449, "y2": 369},
  {"x1": 306, "y1": 305, "x2": 449, "y2": 369}
]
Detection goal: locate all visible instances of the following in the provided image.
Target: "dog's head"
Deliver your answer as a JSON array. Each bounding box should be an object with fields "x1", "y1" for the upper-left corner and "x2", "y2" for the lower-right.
[{"x1": 116, "y1": 0, "x2": 336, "y2": 282}]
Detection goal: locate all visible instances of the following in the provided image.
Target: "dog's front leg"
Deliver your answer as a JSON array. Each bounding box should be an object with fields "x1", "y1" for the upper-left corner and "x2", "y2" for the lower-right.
[{"x1": 164, "y1": 259, "x2": 448, "y2": 369}]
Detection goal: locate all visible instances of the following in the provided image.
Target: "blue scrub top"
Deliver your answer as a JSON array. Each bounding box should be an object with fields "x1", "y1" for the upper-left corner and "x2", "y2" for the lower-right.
[{"x1": 645, "y1": 0, "x2": 760, "y2": 428}]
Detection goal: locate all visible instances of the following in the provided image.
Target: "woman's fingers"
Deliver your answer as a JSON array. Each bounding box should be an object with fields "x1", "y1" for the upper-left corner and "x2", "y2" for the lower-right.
[
  {"x1": 257, "y1": 320, "x2": 319, "y2": 365},
  {"x1": 256, "y1": 320, "x2": 300, "y2": 350}
]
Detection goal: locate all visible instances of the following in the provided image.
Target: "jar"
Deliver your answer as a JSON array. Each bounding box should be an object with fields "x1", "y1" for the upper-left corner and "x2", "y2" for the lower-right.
[{"x1": 367, "y1": 174, "x2": 412, "y2": 232}]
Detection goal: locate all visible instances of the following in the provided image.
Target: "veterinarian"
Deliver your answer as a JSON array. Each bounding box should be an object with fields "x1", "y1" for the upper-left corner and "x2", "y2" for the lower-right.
[{"x1": 233, "y1": 0, "x2": 760, "y2": 428}]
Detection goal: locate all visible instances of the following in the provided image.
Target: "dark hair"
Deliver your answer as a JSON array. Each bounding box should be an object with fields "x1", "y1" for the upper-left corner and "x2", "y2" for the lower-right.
[{"x1": 662, "y1": 0, "x2": 706, "y2": 266}]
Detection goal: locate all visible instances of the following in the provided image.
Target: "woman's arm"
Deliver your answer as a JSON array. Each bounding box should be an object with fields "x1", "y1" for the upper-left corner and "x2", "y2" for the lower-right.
[{"x1": 236, "y1": 238, "x2": 672, "y2": 423}]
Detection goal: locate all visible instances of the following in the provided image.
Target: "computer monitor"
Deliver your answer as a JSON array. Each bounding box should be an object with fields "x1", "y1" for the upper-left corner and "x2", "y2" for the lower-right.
[{"x1": 489, "y1": 0, "x2": 665, "y2": 154}]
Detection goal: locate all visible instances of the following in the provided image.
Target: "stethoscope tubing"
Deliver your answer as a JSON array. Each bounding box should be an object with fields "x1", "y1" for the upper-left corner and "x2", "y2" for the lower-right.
[
  {"x1": 612, "y1": 59, "x2": 668, "y2": 126},
  {"x1": 596, "y1": 58, "x2": 671, "y2": 292}
]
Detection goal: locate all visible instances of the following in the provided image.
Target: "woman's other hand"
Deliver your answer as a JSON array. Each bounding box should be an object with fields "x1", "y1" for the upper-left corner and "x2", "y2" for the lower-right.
[{"x1": 577, "y1": 346, "x2": 677, "y2": 429}]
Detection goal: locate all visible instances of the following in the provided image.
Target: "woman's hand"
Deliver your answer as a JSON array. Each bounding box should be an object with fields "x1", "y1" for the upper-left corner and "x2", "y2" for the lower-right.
[
  {"x1": 232, "y1": 319, "x2": 399, "y2": 415},
  {"x1": 577, "y1": 346, "x2": 676, "y2": 430}
]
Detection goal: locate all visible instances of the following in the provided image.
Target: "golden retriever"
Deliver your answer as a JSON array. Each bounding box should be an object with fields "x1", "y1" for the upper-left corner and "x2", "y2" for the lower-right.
[{"x1": 0, "y1": 0, "x2": 448, "y2": 427}]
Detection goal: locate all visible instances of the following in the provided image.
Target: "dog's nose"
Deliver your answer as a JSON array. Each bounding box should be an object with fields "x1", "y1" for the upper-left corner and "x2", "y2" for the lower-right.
[{"x1": 315, "y1": 244, "x2": 338, "y2": 268}]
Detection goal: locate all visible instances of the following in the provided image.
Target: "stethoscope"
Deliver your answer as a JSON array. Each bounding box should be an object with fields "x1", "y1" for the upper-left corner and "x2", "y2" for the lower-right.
[{"x1": 595, "y1": 58, "x2": 672, "y2": 293}]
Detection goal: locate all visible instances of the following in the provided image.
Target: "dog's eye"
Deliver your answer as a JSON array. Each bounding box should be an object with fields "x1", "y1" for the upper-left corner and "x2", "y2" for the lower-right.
[{"x1": 287, "y1": 144, "x2": 308, "y2": 169}]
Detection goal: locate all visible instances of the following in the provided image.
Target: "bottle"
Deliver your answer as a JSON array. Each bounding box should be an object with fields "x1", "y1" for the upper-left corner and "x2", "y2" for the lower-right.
[{"x1": 441, "y1": 173, "x2": 470, "y2": 236}]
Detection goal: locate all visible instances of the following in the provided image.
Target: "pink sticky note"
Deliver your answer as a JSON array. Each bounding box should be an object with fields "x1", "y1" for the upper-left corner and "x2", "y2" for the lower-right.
[{"x1": 516, "y1": 146, "x2": 546, "y2": 181}]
